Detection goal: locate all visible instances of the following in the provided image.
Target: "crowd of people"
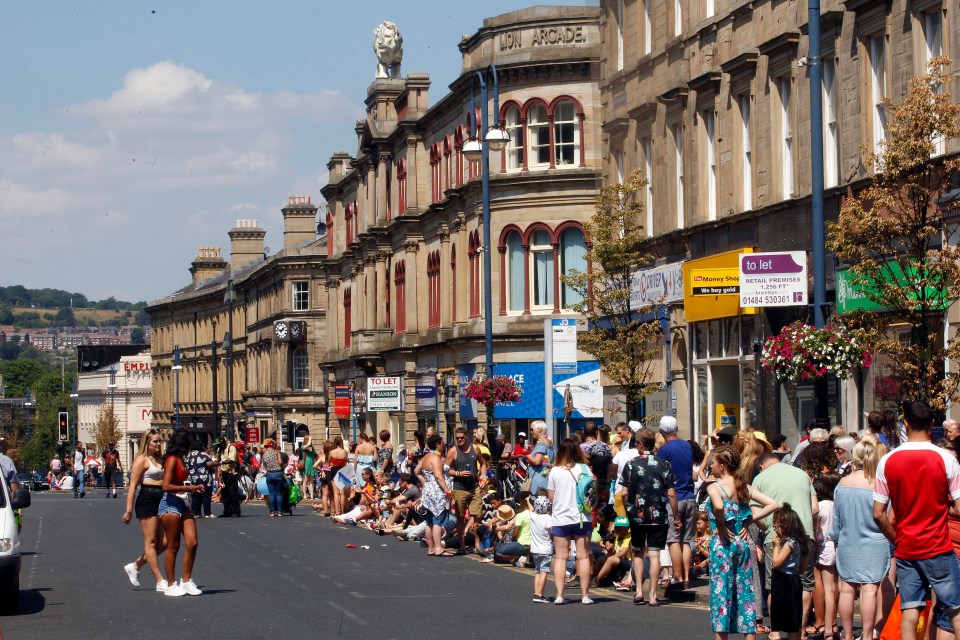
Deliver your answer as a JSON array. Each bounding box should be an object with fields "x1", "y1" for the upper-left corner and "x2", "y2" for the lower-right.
[
  {"x1": 45, "y1": 441, "x2": 123, "y2": 497},
  {"x1": 112, "y1": 400, "x2": 960, "y2": 640}
]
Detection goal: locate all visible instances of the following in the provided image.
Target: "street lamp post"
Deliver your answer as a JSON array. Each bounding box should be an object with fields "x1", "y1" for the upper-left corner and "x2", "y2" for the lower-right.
[
  {"x1": 172, "y1": 345, "x2": 183, "y2": 430},
  {"x1": 70, "y1": 379, "x2": 79, "y2": 449},
  {"x1": 224, "y1": 280, "x2": 236, "y2": 441},
  {"x1": 23, "y1": 386, "x2": 32, "y2": 440},
  {"x1": 462, "y1": 64, "x2": 509, "y2": 436},
  {"x1": 107, "y1": 367, "x2": 118, "y2": 435},
  {"x1": 211, "y1": 318, "x2": 220, "y2": 441}
]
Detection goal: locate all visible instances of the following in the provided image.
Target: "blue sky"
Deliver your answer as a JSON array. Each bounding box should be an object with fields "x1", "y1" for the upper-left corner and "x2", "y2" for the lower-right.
[{"x1": 1, "y1": 1, "x2": 590, "y2": 303}]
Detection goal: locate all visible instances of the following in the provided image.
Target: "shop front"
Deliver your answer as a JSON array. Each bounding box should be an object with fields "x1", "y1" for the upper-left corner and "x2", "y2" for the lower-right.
[
  {"x1": 684, "y1": 249, "x2": 759, "y2": 441},
  {"x1": 491, "y1": 361, "x2": 603, "y2": 443}
]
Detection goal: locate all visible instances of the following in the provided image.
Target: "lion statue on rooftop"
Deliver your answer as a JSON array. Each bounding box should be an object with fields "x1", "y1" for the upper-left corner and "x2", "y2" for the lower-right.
[{"x1": 373, "y1": 21, "x2": 403, "y2": 79}]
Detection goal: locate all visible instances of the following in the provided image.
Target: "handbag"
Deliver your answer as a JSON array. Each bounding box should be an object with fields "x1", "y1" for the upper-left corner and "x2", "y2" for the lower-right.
[{"x1": 520, "y1": 475, "x2": 532, "y2": 492}]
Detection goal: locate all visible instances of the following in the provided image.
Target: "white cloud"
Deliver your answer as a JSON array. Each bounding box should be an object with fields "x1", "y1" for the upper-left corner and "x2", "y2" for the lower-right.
[{"x1": 0, "y1": 60, "x2": 363, "y2": 299}]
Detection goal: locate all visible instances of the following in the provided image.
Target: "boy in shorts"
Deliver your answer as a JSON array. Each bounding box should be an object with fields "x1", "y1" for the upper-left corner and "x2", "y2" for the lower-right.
[{"x1": 530, "y1": 495, "x2": 554, "y2": 603}]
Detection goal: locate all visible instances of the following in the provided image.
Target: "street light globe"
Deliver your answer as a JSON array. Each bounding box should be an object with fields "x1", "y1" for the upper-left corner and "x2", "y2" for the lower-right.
[
  {"x1": 484, "y1": 126, "x2": 510, "y2": 152},
  {"x1": 462, "y1": 137, "x2": 483, "y2": 161}
]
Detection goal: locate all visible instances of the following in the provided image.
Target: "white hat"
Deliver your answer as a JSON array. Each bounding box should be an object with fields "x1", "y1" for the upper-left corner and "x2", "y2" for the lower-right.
[
  {"x1": 628, "y1": 420, "x2": 642, "y2": 432},
  {"x1": 517, "y1": 432, "x2": 527, "y2": 437},
  {"x1": 659, "y1": 415, "x2": 678, "y2": 434}
]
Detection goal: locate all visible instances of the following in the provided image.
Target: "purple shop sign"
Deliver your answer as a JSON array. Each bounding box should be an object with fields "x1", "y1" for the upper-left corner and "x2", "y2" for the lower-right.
[
  {"x1": 740, "y1": 252, "x2": 805, "y2": 274},
  {"x1": 739, "y1": 251, "x2": 808, "y2": 308}
]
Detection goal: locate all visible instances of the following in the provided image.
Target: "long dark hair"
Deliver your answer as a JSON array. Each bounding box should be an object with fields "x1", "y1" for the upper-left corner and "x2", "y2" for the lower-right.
[
  {"x1": 713, "y1": 445, "x2": 749, "y2": 503},
  {"x1": 774, "y1": 503, "x2": 812, "y2": 557},
  {"x1": 164, "y1": 431, "x2": 192, "y2": 461}
]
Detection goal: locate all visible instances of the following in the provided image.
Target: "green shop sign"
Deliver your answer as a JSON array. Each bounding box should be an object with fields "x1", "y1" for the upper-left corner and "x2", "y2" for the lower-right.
[{"x1": 836, "y1": 264, "x2": 948, "y2": 314}]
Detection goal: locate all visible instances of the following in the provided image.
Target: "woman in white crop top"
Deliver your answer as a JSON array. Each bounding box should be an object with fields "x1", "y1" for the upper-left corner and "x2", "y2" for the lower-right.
[{"x1": 122, "y1": 429, "x2": 168, "y2": 590}]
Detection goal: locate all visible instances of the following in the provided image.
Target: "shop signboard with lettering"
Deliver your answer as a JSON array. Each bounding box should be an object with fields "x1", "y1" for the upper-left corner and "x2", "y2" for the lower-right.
[
  {"x1": 739, "y1": 251, "x2": 808, "y2": 308},
  {"x1": 334, "y1": 385, "x2": 351, "y2": 418},
  {"x1": 835, "y1": 264, "x2": 948, "y2": 314},
  {"x1": 683, "y1": 249, "x2": 756, "y2": 322},
  {"x1": 367, "y1": 377, "x2": 402, "y2": 412},
  {"x1": 630, "y1": 262, "x2": 684, "y2": 309}
]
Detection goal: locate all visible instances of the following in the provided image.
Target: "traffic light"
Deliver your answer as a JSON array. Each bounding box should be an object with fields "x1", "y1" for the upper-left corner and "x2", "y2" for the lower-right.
[{"x1": 58, "y1": 409, "x2": 69, "y2": 442}]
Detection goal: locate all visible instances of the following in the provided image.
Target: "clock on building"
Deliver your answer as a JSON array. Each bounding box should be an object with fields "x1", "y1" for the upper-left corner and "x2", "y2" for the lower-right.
[
  {"x1": 290, "y1": 321, "x2": 303, "y2": 340},
  {"x1": 274, "y1": 321, "x2": 289, "y2": 341}
]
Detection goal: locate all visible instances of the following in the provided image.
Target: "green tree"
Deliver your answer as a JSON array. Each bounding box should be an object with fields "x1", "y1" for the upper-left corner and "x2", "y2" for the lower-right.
[
  {"x1": 55, "y1": 307, "x2": 76, "y2": 326},
  {"x1": 560, "y1": 168, "x2": 662, "y2": 414},
  {"x1": 130, "y1": 327, "x2": 145, "y2": 344},
  {"x1": 828, "y1": 58, "x2": 960, "y2": 409},
  {"x1": 91, "y1": 403, "x2": 121, "y2": 458},
  {"x1": 0, "y1": 358, "x2": 45, "y2": 398},
  {"x1": 0, "y1": 342, "x2": 21, "y2": 361}
]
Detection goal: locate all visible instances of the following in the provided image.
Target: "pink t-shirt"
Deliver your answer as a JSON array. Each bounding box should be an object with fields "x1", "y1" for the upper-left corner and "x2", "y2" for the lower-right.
[{"x1": 874, "y1": 441, "x2": 960, "y2": 560}]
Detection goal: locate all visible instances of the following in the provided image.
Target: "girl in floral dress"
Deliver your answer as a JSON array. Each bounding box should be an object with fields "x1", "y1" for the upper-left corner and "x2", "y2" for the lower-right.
[{"x1": 706, "y1": 446, "x2": 780, "y2": 640}]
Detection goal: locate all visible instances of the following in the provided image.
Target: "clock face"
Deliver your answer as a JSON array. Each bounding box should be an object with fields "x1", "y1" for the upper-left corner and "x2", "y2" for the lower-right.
[
  {"x1": 274, "y1": 322, "x2": 288, "y2": 340},
  {"x1": 290, "y1": 322, "x2": 302, "y2": 339}
]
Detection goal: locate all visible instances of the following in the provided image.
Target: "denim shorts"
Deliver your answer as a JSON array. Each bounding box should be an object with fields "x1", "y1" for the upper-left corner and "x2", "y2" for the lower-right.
[
  {"x1": 424, "y1": 509, "x2": 449, "y2": 528},
  {"x1": 551, "y1": 522, "x2": 592, "y2": 538},
  {"x1": 532, "y1": 553, "x2": 553, "y2": 574},
  {"x1": 158, "y1": 493, "x2": 191, "y2": 517},
  {"x1": 897, "y1": 553, "x2": 960, "y2": 614}
]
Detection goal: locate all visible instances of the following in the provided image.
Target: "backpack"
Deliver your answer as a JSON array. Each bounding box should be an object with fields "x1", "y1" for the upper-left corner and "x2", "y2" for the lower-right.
[{"x1": 567, "y1": 463, "x2": 596, "y2": 517}]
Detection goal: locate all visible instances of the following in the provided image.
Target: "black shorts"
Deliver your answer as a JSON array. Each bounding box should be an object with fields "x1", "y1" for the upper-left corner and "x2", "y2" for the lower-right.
[
  {"x1": 629, "y1": 522, "x2": 669, "y2": 553},
  {"x1": 135, "y1": 485, "x2": 163, "y2": 519},
  {"x1": 104, "y1": 466, "x2": 118, "y2": 483}
]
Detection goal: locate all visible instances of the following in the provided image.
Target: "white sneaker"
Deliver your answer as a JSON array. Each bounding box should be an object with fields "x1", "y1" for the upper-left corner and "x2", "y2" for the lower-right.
[
  {"x1": 155, "y1": 579, "x2": 168, "y2": 592},
  {"x1": 180, "y1": 579, "x2": 202, "y2": 596},
  {"x1": 164, "y1": 582, "x2": 187, "y2": 597},
  {"x1": 123, "y1": 563, "x2": 140, "y2": 587}
]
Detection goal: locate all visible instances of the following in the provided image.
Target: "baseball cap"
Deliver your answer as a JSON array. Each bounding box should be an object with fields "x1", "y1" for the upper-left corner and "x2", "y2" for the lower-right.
[
  {"x1": 614, "y1": 515, "x2": 629, "y2": 527},
  {"x1": 517, "y1": 432, "x2": 527, "y2": 437},
  {"x1": 717, "y1": 426, "x2": 738, "y2": 438},
  {"x1": 628, "y1": 420, "x2": 642, "y2": 433},
  {"x1": 659, "y1": 416, "x2": 678, "y2": 434}
]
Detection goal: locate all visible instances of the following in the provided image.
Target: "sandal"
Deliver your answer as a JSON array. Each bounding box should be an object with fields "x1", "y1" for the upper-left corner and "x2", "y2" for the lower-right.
[{"x1": 756, "y1": 624, "x2": 772, "y2": 635}]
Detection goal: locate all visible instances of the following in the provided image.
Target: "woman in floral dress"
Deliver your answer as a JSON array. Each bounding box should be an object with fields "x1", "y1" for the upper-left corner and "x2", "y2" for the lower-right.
[{"x1": 706, "y1": 445, "x2": 780, "y2": 640}]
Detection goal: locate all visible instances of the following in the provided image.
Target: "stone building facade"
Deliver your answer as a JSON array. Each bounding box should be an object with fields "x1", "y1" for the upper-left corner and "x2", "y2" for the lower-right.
[
  {"x1": 319, "y1": 6, "x2": 604, "y2": 445},
  {"x1": 599, "y1": 0, "x2": 955, "y2": 439},
  {"x1": 147, "y1": 205, "x2": 330, "y2": 446}
]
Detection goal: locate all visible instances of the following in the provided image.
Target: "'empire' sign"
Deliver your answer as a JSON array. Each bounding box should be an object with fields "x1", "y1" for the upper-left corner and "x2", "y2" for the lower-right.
[{"x1": 499, "y1": 26, "x2": 587, "y2": 51}]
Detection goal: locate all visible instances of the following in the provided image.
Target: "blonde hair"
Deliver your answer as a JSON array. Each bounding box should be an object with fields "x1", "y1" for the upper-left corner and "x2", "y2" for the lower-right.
[
  {"x1": 137, "y1": 429, "x2": 161, "y2": 458},
  {"x1": 852, "y1": 437, "x2": 888, "y2": 482}
]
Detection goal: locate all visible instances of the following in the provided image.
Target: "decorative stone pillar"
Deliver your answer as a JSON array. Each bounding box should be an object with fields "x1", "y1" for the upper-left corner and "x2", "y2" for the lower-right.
[
  {"x1": 404, "y1": 240, "x2": 419, "y2": 334},
  {"x1": 365, "y1": 161, "x2": 376, "y2": 230},
  {"x1": 376, "y1": 252, "x2": 389, "y2": 330},
  {"x1": 454, "y1": 214, "x2": 467, "y2": 324},
  {"x1": 377, "y1": 152, "x2": 391, "y2": 224},
  {"x1": 365, "y1": 256, "x2": 377, "y2": 330},
  {"x1": 406, "y1": 137, "x2": 420, "y2": 213},
  {"x1": 439, "y1": 225, "x2": 451, "y2": 328}
]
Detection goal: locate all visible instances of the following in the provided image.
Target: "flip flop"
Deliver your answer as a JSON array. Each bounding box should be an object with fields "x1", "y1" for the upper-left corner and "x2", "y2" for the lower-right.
[{"x1": 633, "y1": 596, "x2": 647, "y2": 605}]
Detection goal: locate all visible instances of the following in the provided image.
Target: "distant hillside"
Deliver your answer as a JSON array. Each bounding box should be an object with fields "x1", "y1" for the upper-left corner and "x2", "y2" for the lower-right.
[{"x1": 0, "y1": 286, "x2": 148, "y2": 330}]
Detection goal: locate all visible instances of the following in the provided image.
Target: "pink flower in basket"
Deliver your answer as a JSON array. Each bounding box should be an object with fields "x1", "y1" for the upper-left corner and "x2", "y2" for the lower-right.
[{"x1": 462, "y1": 375, "x2": 522, "y2": 406}]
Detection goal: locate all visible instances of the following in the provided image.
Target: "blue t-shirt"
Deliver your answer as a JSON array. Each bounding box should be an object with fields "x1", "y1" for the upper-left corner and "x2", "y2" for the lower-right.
[
  {"x1": 529, "y1": 442, "x2": 554, "y2": 494},
  {"x1": 657, "y1": 439, "x2": 694, "y2": 501}
]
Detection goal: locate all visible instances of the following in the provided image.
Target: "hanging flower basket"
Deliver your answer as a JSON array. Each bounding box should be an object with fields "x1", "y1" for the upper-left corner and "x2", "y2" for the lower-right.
[
  {"x1": 761, "y1": 322, "x2": 873, "y2": 383},
  {"x1": 462, "y1": 374, "x2": 522, "y2": 406}
]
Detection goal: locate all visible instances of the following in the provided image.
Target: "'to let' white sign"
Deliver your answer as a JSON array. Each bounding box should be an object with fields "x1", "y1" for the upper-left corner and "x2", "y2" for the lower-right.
[
  {"x1": 739, "y1": 251, "x2": 808, "y2": 308},
  {"x1": 366, "y1": 376, "x2": 403, "y2": 412}
]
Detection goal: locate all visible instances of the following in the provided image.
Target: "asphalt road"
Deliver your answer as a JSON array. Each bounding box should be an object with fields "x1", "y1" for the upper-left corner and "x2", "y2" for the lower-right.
[{"x1": 2, "y1": 490, "x2": 710, "y2": 640}]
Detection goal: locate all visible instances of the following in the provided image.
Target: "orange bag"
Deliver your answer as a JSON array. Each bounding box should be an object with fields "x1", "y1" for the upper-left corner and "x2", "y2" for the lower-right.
[{"x1": 880, "y1": 595, "x2": 931, "y2": 640}]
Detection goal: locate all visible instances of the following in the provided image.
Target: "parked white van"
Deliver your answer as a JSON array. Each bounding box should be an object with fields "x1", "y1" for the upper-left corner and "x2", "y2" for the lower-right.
[{"x1": 0, "y1": 473, "x2": 31, "y2": 615}]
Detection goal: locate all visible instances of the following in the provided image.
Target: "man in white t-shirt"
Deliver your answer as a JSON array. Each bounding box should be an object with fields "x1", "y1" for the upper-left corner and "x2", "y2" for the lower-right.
[{"x1": 73, "y1": 443, "x2": 86, "y2": 498}]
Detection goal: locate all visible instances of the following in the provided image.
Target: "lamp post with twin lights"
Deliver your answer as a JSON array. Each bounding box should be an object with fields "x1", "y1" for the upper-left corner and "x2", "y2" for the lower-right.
[{"x1": 461, "y1": 64, "x2": 509, "y2": 436}]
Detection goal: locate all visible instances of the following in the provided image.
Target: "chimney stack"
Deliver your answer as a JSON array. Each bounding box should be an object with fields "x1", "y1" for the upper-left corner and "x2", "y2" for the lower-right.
[
  {"x1": 228, "y1": 219, "x2": 266, "y2": 271},
  {"x1": 282, "y1": 195, "x2": 319, "y2": 252},
  {"x1": 190, "y1": 247, "x2": 228, "y2": 288}
]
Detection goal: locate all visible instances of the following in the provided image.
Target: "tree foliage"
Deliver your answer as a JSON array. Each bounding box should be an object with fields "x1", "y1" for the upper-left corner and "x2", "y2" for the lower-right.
[
  {"x1": 561, "y1": 168, "x2": 662, "y2": 406},
  {"x1": 827, "y1": 58, "x2": 960, "y2": 409},
  {"x1": 91, "y1": 403, "x2": 122, "y2": 457},
  {"x1": 0, "y1": 358, "x2": 46, "y2": 398}
]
